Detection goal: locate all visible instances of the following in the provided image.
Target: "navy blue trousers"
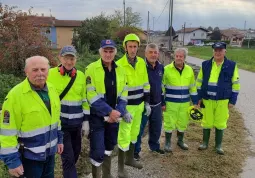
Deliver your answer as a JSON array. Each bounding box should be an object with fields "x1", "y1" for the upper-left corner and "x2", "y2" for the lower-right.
[
  {"x1": 22, "y1": 155, "x2": 55, "y2": 178},
  {"x1": 61, "y1": 126, "x2": 82, "y2": 178},
  {"x1": 89, "y1": 115, "x2": 119, "y2": 165},
  {"x1": 135, "y1": 104, "x2": 162, "y2": 154}
]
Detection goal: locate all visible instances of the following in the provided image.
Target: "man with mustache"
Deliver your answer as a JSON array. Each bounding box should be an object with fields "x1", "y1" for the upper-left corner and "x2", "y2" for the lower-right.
[
  {"x1": 47, "y1": 45, "x2": 90, "y2": 178},
  {"x1": 0, "y1": 56, "x2": 63, "y2": 178}
]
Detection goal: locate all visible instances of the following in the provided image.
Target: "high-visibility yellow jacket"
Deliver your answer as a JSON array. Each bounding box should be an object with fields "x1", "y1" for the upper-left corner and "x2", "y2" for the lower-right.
[
  {"x1": 85, "y1": 59, "x2": 128, "y2": 117},
  {"x1": 196, "y1": 57, "x2": 240, "y2": 105},
  {"x1": 116, "y1": 55, "x2": 150, "y2": 105},
  {"x1": 163, "y1": 62, "x2": 198, "y2": 104},
  {"x1": 48, "y1": 67, "x2": 89, "y2": 128},
  {"x1": 0, "y1": 78, "x2": 62, "y2": 169}
]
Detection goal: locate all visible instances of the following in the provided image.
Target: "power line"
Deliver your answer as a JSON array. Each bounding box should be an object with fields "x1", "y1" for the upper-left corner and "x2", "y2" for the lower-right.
[{"x1": 155, "y1": 0, "x2": 169, "y2": 24}]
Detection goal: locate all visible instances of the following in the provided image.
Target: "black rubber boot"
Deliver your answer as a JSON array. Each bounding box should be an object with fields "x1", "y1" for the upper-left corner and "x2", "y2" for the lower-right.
[{"x1": 198, "y1": 129, "x2": 211, "y2": 150}]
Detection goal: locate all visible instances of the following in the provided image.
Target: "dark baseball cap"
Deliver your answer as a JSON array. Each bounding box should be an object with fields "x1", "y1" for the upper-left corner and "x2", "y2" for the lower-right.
[
  {"x1": 100, "y1": 39, "x2": 116, "y2": 49},
  {"x1": 60, "y1": 45, "x2": 77, "y2": 57},
  {"x1": 212, "y1": 42, "x2": 227, "y2": 49}
]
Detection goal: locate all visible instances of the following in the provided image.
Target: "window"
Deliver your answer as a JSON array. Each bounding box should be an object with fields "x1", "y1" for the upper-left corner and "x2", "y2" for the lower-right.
[
  {"x1": 193, "y1": 33, "x2": 195, "y2": 37},
  {"x1": 46, "y1": 28, "x2": 51, "y2": 34},
  {"x1": 201, "y1": 33, "x2": 204, "y2": 37}
]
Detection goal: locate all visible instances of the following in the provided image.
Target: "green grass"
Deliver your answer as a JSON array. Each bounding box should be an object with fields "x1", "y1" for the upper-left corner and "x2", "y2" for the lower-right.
[{"x1": 188, "y1": 46, "x2": 255, "y2": 72}]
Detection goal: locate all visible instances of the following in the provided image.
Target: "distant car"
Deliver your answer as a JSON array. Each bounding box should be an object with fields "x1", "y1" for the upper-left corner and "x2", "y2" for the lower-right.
[
  {"x1": 205, "y1": 42, "x2": 214, "y2": 46},
  {"x1": 194, "y1": 43, "x2": 204, "y2": 46}
]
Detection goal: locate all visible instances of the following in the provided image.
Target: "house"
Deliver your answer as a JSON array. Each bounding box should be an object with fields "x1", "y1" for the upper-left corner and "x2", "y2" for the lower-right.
[
  {"x1": 27, "y1": 16, "x2": 82, "y2": 49},
  {"x1": 176, "y1": 27, "x2": 208, "y2": 45},
  {"x1": 244, "y1": 29, "x2": 255, "y2": 39},
  {"x1": 220, "y1": 28, "x2": 245, "y2": 47}
]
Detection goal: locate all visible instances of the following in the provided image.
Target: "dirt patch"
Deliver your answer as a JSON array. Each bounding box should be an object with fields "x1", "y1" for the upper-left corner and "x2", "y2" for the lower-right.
[
  {"x1": 128, "y1": 108, "x2": 249, "y2": 178},
  {"x1": 0, "y1": 109, "x2": 249, "y2": 178}
]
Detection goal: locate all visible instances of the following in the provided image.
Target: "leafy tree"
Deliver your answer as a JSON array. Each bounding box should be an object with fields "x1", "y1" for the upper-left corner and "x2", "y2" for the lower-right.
[
  {"x1": 111, "y1": 7, "x2": 142, "y2": 27},
  {"x1": 207, "y1": 26, "x2": 213, "y2": 31},
  {"x1": 73, "y1": 13, "x2": 111, "y2": 53},
  {"x1": 210, "y1": 30, "x2": 222, "y2": 40},
  {"x1": 0, "y1": 3, "x2": 56, "y2": 75},
  {"x1": 214, "y1": 27, "x2": 220, "y2": 31}
]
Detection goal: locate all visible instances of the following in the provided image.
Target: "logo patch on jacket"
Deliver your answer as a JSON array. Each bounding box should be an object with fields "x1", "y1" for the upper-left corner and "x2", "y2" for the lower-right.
[
  {"x1": 158, "y1": 71, "x2": 162, "y2": 76},
  {"x1": 3, "y1": 110, "x2": 10, "y2": 125},
  {"x1": 86, "y1": 76, "x2": 91, "y2": 84}
]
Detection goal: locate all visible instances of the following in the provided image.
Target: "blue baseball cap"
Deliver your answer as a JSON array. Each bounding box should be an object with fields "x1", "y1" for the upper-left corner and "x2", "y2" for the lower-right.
[
  {"x1": 60, "y1": 45, "x2": 77, "y2": 57},
  {"x1": 100, "y1": 39, "x2": 116, "y2": 49},
  {"x1": 212, "y1": 42, "x2": 227, "y2": 49}
]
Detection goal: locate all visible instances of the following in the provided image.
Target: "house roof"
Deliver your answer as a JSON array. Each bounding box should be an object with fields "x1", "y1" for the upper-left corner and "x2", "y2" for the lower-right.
[
  {"x1": 176, "y1": 27, "x2": 209, "y2": 33},
  {"x1": 220, "y1": 28, "x2": 245, "y2": 38},
  {"x1": 25, "y1": 16, "x2": 82, "y2": 27},
  {"x1": 55, "y1": 20, "x2": 82, "y2": 27}
]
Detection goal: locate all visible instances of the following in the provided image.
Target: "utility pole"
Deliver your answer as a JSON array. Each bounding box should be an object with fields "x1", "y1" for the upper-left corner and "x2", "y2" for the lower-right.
[
  {"x1": 182, "y1": 22, "x2": 186, "y2": 46},
  {"x1": 152, "y1": 17, "x2": 155, "y2": 42},
  {"x1": 123, "y1": 0, "x2": 126, "y2": 26},
  {"x1": 168, "y1": 0, "x2": 174, "y2": 50},
  {"x1": 244, "y1": 20, "x2": 246, "y2": 30},
  {"x1": 147, "y1": 11, "x2": 150, "y2": 44}
]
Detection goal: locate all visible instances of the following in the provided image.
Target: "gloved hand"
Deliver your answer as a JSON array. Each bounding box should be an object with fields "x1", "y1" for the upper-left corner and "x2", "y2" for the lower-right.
[
  {"x1": 123, "y1": 112, "x2": 132, "y2": 123},
  {"x1": 145, "y1": 103, "x2": 151, "y2": 116},
  {"x1": 82, "y1": 121, "x2": 89, "y2": 137}
]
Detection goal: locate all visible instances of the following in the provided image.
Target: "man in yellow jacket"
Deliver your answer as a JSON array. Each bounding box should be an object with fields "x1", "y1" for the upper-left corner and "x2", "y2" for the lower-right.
[
  {"x1": 85, "y1": 39, "x2": 128, "y2": 178},
  {"x1": 163, "y1": 48, "x2": 198, "y2": 152},
  {"x1": 47, "y1": 45, "x2": 89, "y2": 178},
  {"x1": 0, "y1": 56, "x2": 63, "y2": 178},
  {"x1": 117, "y1": 34, "x2": 151, "y2": 177},
  {"x1": 197, "y1": 42, "x2": 240, "y2": 155}
]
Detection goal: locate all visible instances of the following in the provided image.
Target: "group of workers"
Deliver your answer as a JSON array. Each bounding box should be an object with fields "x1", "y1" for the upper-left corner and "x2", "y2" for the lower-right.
[{"x1": 0, "y1": 33, "x2": 240, "y2": 178}]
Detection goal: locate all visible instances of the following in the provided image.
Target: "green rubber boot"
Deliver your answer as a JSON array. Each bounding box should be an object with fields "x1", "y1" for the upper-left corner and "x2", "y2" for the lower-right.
[
  {"x1": 92, "y1": 164, "x2": 101, "y2": 178},
  {"x1": 215, "y1": 128, "x2": 224, "y2": 155},
  {"x1": 102, "y1": 155, "x2": 114, "y2": 178},
  {"x1": 125, "y1": 143, "x2": 143, "y2": 169},
  {"x1": 164, "y1": 132, "x2": 172, "y2": 152},
  {"x1": 198, "y1": 129, "x2": 211, "y2": 150},
  {"x1": 118, "y1": 149, "x2": 129, "y2": 178},
  {"x1": 177, "y1": 131, "x2": 189, "y2": 150}
]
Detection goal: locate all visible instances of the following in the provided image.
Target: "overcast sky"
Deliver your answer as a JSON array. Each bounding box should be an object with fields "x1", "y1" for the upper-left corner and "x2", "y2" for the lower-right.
[{"x1": 2, "y1": 0, "x2": 255, "y2": 31}]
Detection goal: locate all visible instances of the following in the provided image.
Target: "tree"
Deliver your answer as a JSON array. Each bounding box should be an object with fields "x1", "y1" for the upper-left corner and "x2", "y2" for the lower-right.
[
  {"x1": 210, "y1": 30, "x2": 222, "y2": 40},
  {"x1": 207, "y1": 26, "x2": 213, "y2": 31},
  {"x1": 214, "y1": 27, "x2": 220, "y2": 31},
  {"x1": 72, "y1": 13, "x2": 112, "y2": 53},
  {"x1": 111, "y1": 7, "x2": 142, "y2": 27},
  {"x1": 0, "y1": 3, "x2": 56, "y2": 75}
]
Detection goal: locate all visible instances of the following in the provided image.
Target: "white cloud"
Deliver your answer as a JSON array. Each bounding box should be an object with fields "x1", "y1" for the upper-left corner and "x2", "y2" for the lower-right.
[{"x1": 2, "y1": 0, "x2": 255, "y2": 30}]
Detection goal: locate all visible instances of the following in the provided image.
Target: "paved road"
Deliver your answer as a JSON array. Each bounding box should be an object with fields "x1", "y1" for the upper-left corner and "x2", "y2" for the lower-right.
[{"x1": 186, "y1": 56, "x2": 255, "y2": 178}]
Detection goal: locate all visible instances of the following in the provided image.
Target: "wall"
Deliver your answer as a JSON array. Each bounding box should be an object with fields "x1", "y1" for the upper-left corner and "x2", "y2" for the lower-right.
[
  {"x1": 178, "y1": 29, "x2": 207, "y2": 45},
  {"x1": 56, "y1": 27, "x2": 75, "y2": 49},
  {"x1": 50, "y1": 27, "x2": 57, "y2": 49}
]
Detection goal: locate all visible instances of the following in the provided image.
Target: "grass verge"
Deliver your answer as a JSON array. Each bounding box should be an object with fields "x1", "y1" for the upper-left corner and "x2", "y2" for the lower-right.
[{"x1": 188, "y1": 46, "x2": 255, "y2": 72}]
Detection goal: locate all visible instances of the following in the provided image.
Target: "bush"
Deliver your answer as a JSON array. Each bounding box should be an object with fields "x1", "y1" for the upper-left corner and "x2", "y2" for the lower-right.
[
  {"x1": 0, "y1": 74, "x2": 24, "y2": 109},
  {"x1": 0, "y1": 4, "x2": 56, "y2": 76},
  {"x1": 242, "y1": 39, "x2": 255, "y2": 48},
  {"x1": 203, "y1": 40, "x2": 230, "y2": 44}
]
